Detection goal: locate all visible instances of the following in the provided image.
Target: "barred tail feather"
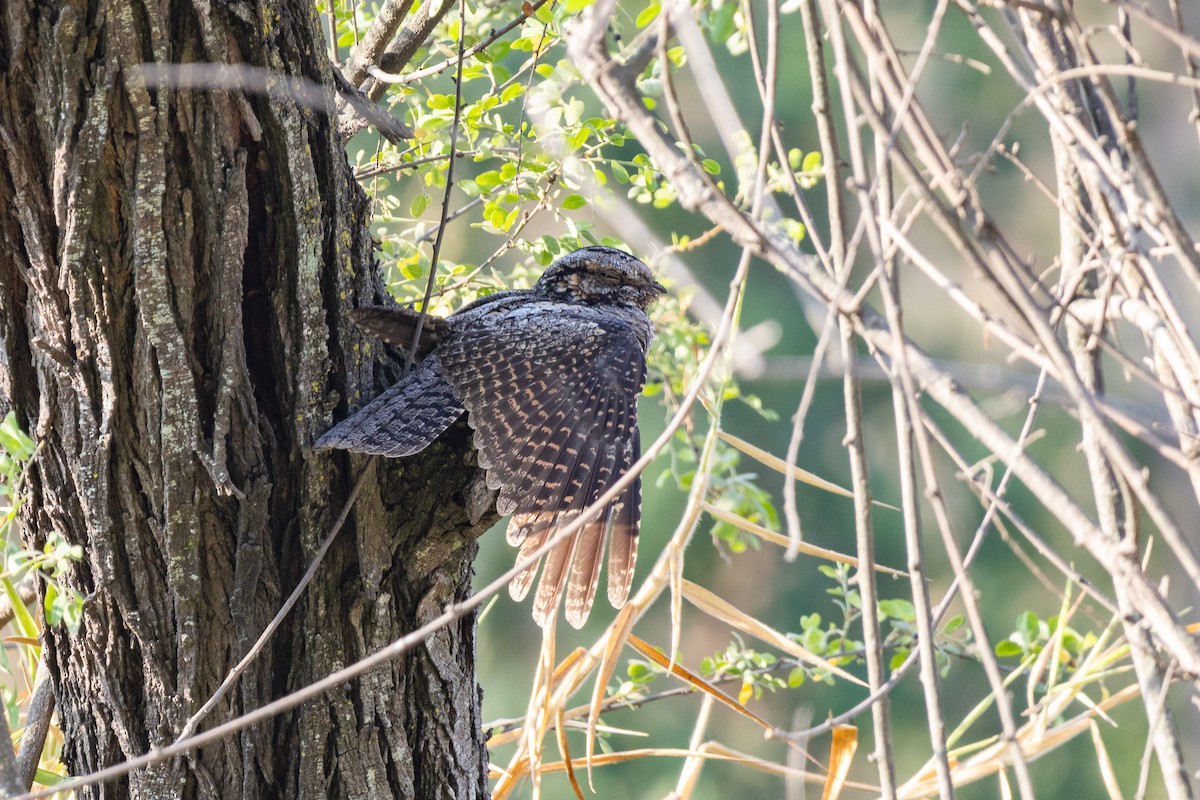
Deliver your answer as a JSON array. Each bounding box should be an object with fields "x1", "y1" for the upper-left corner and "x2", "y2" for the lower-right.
[
  {"x1": 508, "y1": 516, "x2": 552, "y2": 602},
  {"x1": 606, "y1": 478, "x2": 640, "y2": 608}
]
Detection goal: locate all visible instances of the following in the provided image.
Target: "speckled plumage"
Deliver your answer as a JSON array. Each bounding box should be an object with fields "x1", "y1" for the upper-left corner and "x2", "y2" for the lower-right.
[{"x1": 317, "y1": 246, "x2": 666, "y2": 627}]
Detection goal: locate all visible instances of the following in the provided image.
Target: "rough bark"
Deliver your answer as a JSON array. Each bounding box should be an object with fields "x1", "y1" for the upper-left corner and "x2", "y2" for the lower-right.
[{"x1": 0, "y1": 1, "x2": 492, "y2": 797}]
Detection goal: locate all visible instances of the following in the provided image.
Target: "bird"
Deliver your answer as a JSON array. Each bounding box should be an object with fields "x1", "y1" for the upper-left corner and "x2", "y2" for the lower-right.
[{"x1": 316, "y1": 246, "x2": 667, "y2": 628}]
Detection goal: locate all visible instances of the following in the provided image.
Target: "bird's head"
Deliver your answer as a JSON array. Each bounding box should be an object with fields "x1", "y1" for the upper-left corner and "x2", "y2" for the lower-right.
[{"x1": 536, "y1": 246, "x2": 667, "y2": 310}]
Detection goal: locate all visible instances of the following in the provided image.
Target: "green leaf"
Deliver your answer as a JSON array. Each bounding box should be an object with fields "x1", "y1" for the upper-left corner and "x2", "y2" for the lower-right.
[
  {"x1": 995, "y1": 640, "x2": 1024, "y2": 657},
  {"x1": 635, "y1": 2, "x2": 661, "y2": 27},
  {"x1": 701, "y1": 158, "x2": 721, "y2": 175},
  {"x1": 500, "y1": 83, "x2": 524, "y2": 104},
  {"x1": 34, "y1": 769, "x2": 66, "y2": 786},
  {"x1": 409, "y1": 193, "x2": 430, "y2": 217},
  {"x1": 708, "y1": 4, "x2": 737, "y2": 42},
  {"x1": 4, "y1": 576, "x2": 39, "y2": 641},
  {"x1": 878, "y1": 598, "x2": 915, "y2": 621},
  {"x1": 475, "y1": 170, "x2": 502, "y2": 190},
  {"x1": 503, "y1": 207, "x2": 520, "y2": 231},
  {"x1": 0, "y1": 412, "x2": 34, "y2": 460},
  {"x1": 1017, "y1": 611, "x2": 1040, "y2": 644},
  {"x1": 561, "y1": 194, "x2": 586, "y2": 210}
]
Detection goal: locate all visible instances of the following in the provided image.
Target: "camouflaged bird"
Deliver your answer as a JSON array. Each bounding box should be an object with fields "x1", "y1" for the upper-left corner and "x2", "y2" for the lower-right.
[{"x1": 316, "y1": 246, "x2": 666, "y2": 628}]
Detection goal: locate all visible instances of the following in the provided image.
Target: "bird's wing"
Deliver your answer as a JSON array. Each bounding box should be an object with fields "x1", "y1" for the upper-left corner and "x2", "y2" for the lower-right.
[
  {"x1": 435, "y1": 303, "x2": 648, "y2": 628},
  {"x1": 314, "y1": 356, "x2": 465, "y2": 457},
  {"x1": 350, "y1": 306, "x2": 446, "y2": 358}
]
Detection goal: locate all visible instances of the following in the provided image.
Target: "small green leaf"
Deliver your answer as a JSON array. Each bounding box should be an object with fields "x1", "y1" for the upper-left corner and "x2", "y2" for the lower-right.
[
  {"x1": 561, "y1": 194, "x2": 586, "y2": 210},
  {"x1": 0, "y1": 412, "x2": 34, "y2": 460},
  {"x1": 500, "y1": 83, "x2": 524, "y2": 104},
  {"x1": 878, "y1": 598, "x2": 915, "y2": 621},
  {"x1": 1017, "y1": 611, "x2": 1040, "y2": 644},
  {"x1": 995, "y1": 640, "x2": 1024, "y2": 657},
  {"x1": 410, "y1": 193, "x2": 430, "y2": 217},
  {"x1": 34, "y1": 768, "x2": 66, "y2": 786},
  {"x1": 476, "y1": 170, "x2": 502, "y2": 190},
  {"x1": 701, "y1": 158, "x2": 721, "y2": 175},
  {"x1": 503, "y1": 207, "x2": 520, "y2": 231},
  {"x1": 635, "y1": 2, "x2": 661, "y2": 27}
]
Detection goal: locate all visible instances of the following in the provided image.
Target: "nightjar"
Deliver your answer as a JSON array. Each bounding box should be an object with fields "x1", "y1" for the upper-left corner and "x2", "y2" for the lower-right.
[{"x1": 316, "y1": 246, "x2": 666, "y2": 628}]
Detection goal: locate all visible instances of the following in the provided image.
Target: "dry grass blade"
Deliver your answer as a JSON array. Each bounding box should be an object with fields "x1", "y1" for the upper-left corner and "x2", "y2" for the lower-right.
[
  {"x1": 686, "y1": 741, "x2": 880, "y2": 792},
  {"x1": 718, "y1": 432, "x2": 899, "y2": 511},
  {"x1": 703, "y1": 503, "x2": 906, "y2": 576},
  {"x1": 626, "y1": 634, "x2": 777, "y2": 733},
  {"x1": 1088, "y1": 720, "x2": 1124, "y2": 800},
  {"x1": 504, "y1": 745, "x2": 820, "y2": 776},
  {"x1": 552, "y1": 647, "x2": 588, "y2": 685},
  {"x1": 514, "y1": 741, "x2": 881, "y2": 790},
  {"x1": 553, "y1": 705, "x2": 585, "y2": 800},
  {"x1": 820, "y1": 725, "x2": 858, "y2": 800},
  {"x1": 487, "y1": 743, "x2": 883, "y2": 796},
  {"x1": 680, "y1": 579, "x2": 868, "y2": 687},
  {"x1": 485, "y1": 710, "x2": 648, "y2": 749},
  {"x1": 587, "y1": 603, "x2": 636, "y2": 787},
  {"x1": 493, "y1": 627, "x2": 556, "y2": 800}
]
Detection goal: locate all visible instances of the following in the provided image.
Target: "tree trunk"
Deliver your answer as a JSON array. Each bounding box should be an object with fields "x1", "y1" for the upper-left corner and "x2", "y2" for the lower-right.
[{"x1": 0, "y1": 2, "x2": 491, "y2": 797}]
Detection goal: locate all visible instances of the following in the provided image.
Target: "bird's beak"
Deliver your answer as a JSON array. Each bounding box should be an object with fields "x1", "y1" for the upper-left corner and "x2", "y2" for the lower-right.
[{"x1": 653, "y1": 281, "x2": 667, "y2": 295}]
